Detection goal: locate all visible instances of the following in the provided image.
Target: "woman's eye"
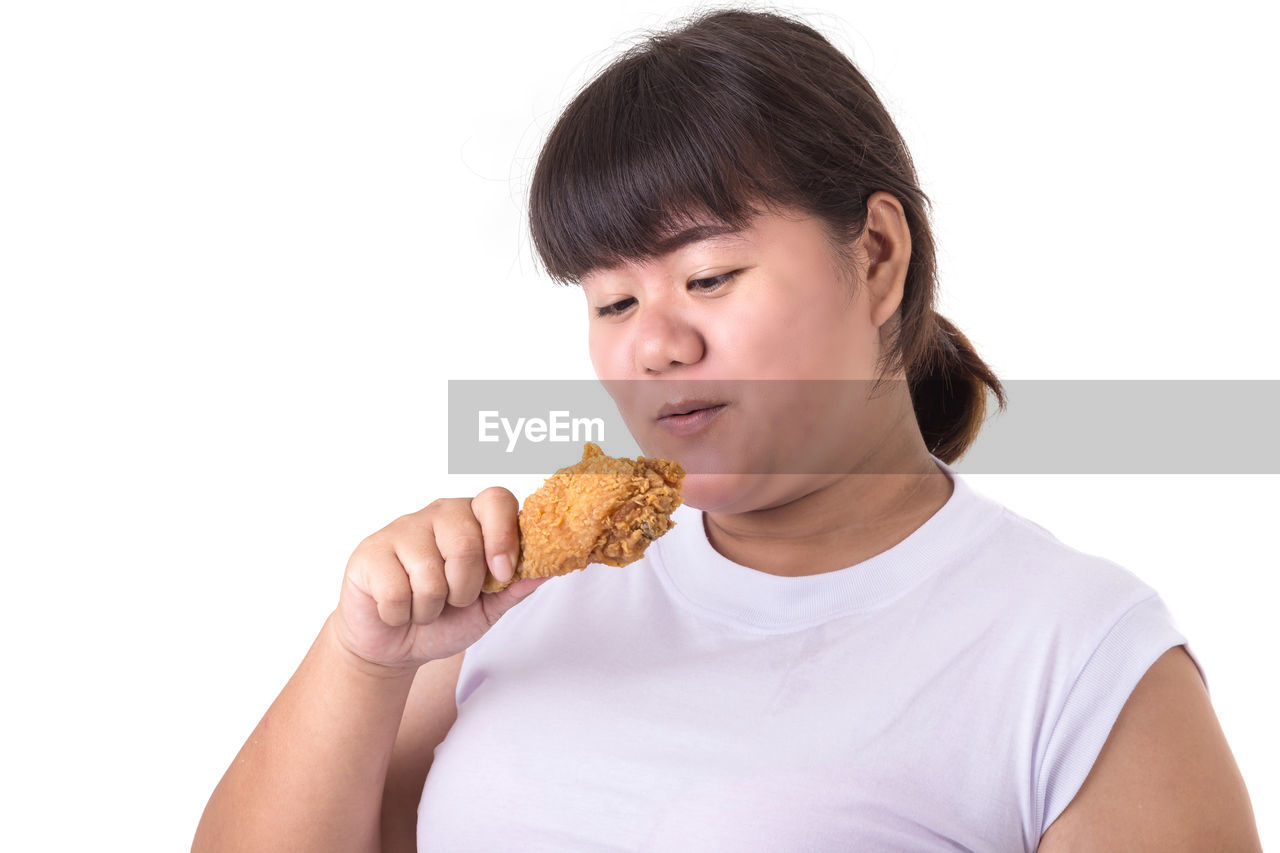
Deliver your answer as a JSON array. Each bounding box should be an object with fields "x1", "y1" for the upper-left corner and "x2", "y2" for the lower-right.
[
  {"x1": 689, "y1": 269, "x2": 740, "y2": 291},
  {"x1": 594, "y1": 270, "x2": 739, "y2": 318},
  {"x1": 596, "y1": 297, "x2": 636, "y2": 318}
]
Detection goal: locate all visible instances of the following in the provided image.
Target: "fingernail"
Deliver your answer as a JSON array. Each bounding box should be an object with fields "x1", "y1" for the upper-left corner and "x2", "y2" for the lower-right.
[{"x1": 493, "y1": 553, "x2": 513, "y2": 582}]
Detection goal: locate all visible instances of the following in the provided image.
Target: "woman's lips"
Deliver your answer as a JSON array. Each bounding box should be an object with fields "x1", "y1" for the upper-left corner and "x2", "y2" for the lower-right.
[{"x1": 657, "y1": 404, "x2": 726, "y2": 437}]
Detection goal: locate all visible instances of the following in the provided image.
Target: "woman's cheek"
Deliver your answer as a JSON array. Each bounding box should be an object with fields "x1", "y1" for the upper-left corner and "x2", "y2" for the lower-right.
[
  {"x1": 588, "y1": 327, "x2": 625, "y2": 380},
  {"x1": 725, "y1": 301, "x2": 813, "y2": 378}
]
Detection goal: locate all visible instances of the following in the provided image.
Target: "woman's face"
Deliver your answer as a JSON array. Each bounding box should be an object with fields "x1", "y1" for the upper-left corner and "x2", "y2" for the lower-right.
[{"x1": 582, "y1": 203, "x2": 906, "y2": 513}]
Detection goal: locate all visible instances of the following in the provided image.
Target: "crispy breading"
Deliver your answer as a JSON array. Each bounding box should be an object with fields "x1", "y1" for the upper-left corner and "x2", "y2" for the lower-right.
[{"x1": 482, "y1": 443, "x2": 685, "y2": 593}]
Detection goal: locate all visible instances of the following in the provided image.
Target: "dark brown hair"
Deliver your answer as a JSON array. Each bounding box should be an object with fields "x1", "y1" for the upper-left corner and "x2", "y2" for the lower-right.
[{"x1": 528, "y1": 8, "x2": 1005, "y2": 464}]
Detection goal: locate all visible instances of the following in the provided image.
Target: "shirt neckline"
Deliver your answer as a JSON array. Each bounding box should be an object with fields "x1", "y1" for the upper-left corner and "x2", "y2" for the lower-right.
[{"x1": 649, "y1": 454, "x2": 1006, "y2": 632}]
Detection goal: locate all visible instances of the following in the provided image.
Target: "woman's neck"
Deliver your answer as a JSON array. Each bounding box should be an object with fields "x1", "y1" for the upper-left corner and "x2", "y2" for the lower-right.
[{"x1": 701, "y1": 441, "x2": 953, "y2": 578}]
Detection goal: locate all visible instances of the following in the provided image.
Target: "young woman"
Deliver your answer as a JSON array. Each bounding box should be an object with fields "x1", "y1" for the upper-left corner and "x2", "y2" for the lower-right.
[{"x1": 194, "y1": 9, "x2": 1261, "y2": 851}]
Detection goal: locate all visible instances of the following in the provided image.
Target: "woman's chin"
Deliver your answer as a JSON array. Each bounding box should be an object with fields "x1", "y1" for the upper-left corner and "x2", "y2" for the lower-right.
[
  {"x1": 676, "y1": 473, "x2": 743, "y2": 513},
  {"x1": 677, "y1": 471, "x2": 822, "y2": 515}
]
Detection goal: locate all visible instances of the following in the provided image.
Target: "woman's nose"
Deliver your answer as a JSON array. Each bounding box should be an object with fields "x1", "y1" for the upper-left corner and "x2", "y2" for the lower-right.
[{"x1": 635, "y1": 305, "x2": 705, "y2": 374}]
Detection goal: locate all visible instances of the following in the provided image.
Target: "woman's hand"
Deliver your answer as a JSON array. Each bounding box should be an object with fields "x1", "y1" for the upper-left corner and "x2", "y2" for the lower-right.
[{"x1": 329, "y1": 487, "x2": 547, "y2": 672}]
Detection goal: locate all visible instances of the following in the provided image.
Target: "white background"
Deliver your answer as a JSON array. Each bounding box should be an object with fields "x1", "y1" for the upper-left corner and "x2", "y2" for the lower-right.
[{"x1": 1, "y1": 1, "x2": 1276, "y2": 849}]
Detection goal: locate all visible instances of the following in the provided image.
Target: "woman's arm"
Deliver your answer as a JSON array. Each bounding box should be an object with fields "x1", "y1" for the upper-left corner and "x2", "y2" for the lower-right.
[
  {"x1": 380, "y1": 652, "x2": 465, "y2": 852},
  {"x1": 1037, "y1": 645, "x2": 1262, "y2": 852},
  {"x1": 192, "y1": 614, "x2": 417, "y2": 853},
  {"x1": 192, "y1": 489, "x2": 542, "y2": 851}
]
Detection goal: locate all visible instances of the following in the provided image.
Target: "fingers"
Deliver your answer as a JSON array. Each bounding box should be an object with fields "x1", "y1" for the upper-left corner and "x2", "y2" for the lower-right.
[
  {"x1": 471, "y1": 487, "x2": 521, "y2": 584},
  {"x1": 394, "y1": 532, "x2": 448, "y2": 625},
  {"x1": 433, "y1": 504, "x2": 488, "y2": 608},
  {"x1": 355, "y1": 539, "x2": 414, "y2": 627},
  {"x1": 481, "y1": 576, "x2": 551, "y2": 625},
  {"x1": 353, "y1": 490, "x2": 523, "y2": 631}
]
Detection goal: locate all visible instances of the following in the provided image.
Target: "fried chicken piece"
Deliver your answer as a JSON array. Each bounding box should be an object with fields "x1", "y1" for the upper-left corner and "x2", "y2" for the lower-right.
[{"x1": 482, "y1": 442, "x2": 685, "y2": 593}]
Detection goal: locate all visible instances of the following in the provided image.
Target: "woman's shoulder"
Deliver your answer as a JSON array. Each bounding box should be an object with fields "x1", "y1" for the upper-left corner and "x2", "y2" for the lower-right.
[{"x1": 955, "y1": 490, "x2": 1167, "y2": 626}]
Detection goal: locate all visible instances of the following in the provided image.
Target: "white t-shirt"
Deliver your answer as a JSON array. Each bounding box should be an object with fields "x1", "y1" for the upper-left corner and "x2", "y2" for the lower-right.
[{"x1": 418, "y1": 455, "x2": 1204, "y2": 851}]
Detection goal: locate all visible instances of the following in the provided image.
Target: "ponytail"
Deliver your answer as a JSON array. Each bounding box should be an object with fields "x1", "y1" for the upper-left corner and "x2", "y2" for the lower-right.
[{"x1": 906, "y1": 312, "x2": 1007, "y2": 465}]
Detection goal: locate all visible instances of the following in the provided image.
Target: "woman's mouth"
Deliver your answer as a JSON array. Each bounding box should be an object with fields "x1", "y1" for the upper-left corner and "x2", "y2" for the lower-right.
[{"x1": 656, "y1": 404, "x2": 726, "y2": 437}]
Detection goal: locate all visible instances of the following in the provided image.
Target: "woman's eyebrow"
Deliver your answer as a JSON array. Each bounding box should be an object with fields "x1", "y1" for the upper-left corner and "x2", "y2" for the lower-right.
[{"x1": 652, "y1": 223, "x2": 747, "y2": 255}]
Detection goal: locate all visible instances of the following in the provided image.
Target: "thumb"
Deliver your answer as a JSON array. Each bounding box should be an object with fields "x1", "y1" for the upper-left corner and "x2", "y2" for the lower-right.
[{"x1": 481, "y1": 576, "x2": 551, "y2": 626}]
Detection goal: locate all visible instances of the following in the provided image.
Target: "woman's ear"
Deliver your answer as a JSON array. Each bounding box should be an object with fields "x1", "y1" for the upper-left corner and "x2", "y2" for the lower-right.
[{"x1": 859, "y1": 191, "x2": 911, "y2": 329}]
